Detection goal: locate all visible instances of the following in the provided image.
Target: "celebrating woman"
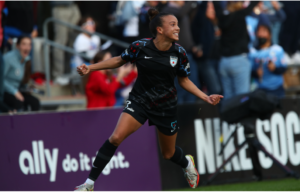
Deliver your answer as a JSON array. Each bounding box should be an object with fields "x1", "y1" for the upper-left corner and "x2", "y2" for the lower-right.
[{"x1": 75, "y1": 8, "x2": 223, "y2": 191}]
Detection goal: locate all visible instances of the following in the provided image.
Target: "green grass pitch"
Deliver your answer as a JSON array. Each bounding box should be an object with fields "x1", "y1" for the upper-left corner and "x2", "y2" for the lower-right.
[{"x1": 175, "y1": 178, "x2": 300, "y2": 191}]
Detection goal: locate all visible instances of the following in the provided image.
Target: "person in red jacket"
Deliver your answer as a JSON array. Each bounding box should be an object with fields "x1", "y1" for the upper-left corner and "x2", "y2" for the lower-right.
[{"x1": 85, "y1": 51, "x2": 137, "y2": 108}]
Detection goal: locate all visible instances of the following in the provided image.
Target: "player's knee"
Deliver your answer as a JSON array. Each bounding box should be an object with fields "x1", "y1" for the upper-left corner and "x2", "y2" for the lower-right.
[
  {"x1": 162, "y1": 151, "x2": 175, "y2": 160},
  {"x1": 109, "y1": 134, "x2": 123, "y2": 146}
]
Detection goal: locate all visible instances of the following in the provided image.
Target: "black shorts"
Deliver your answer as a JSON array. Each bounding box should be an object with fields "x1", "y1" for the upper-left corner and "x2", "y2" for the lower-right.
[{"x1": 122, "y1": 100, "x2": 179, "y2": 136}]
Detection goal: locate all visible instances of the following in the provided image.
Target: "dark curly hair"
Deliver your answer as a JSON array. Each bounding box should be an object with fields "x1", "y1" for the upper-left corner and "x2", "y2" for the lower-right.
[{"x1": 148, "y1": 8, "x2": 174, "y2": 37}]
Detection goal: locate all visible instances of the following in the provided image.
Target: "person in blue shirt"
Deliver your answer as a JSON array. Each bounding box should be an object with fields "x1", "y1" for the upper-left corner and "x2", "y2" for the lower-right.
[
  {"x1": 249, "y1": 24, "x2": 287, "y2": 97},
  {"x1": 3, "y1": 36, "x2": 40, "y2": 111}
]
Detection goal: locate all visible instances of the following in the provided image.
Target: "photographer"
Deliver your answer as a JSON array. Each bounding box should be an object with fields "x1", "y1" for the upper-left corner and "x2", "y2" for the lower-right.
[{"x1": 249, "y1": 24, "x2": 287, "y2": 97}]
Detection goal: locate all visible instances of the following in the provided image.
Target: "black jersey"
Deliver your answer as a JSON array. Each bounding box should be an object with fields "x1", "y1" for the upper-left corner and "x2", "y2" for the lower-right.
[{"x1": 121, "y1": 38, "x2": 190, "y2": 116}]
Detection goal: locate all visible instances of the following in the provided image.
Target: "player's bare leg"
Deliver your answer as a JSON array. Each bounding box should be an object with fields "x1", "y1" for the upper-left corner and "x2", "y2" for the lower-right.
[
  {"x1": 157, "y1": 131, "x2": 200, "y2": 188},
  {"x1": 75, "y1": 113, "x2": 142, "y2": 191}
]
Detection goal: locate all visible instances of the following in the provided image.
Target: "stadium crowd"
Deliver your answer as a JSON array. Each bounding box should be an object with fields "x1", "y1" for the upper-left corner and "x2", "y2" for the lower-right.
[{"x1": 0, "y1": 1, "x2": 300, "y2": 113}]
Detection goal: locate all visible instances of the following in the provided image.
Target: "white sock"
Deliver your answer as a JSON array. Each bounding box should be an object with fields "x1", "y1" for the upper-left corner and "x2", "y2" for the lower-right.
[{"x1": 85, "y1": 178, "x2": 94, "y2": 185}]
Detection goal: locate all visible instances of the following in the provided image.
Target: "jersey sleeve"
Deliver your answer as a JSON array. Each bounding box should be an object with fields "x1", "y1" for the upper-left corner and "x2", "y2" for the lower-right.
[
  {"x1": 121, "y1": 43, "x2": 141, "y2": 64},
  {"x1": 271, "y1": 46, "x2": 287, "y2": 74},
  {"x1": 273, "y1": 47, "x2": 287, "y2": 68},
  {"x1": 176, "y1": 50, "x2": 191, "y2": 77}
]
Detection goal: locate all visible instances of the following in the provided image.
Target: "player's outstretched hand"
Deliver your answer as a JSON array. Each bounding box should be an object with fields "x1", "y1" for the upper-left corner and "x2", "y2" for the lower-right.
[
  {"x1": 206, "y1": 94, "x2": 224, "y2": 105},
  {"x1": 77, "y1": 64, "x2": 90, "y2": 76}
]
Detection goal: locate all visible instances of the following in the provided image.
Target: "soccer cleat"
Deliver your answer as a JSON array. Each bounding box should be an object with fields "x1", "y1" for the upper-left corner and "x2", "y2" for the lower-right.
[
  {"x1": 74, "y1": 183, "x2": 94, "y2": 191},
  {"x1": 183, "y1": 155, "x2": 200, "y2": 188}
]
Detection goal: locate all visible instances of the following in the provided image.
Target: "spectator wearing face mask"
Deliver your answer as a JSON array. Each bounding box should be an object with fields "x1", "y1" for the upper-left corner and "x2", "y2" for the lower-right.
[
  {"x1": 246, "y1": 1, "x2": 286, "y2": 49},
  {"x1": 249, "y1": 24, "x2": 287, "y2": 97}
]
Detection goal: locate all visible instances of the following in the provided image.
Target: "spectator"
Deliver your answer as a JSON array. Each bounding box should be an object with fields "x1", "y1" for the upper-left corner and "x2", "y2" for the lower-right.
[
  {"x1": 114, "y1": 66, "x2": 138, "y2": 107},
  {"x1": 111, "y1": 1, "x2": 145, "y2": 44},
  {"x1": 192, "y1": 1, "x2": 222, "y2": 95},
  {"x1": 263, "y1": 1, "x2": 286, "y2": 44},
  {"x1": 213, "y1": 1, "x2": 259, "y2": 100},
  {"x1": 246, "y1": 1, "x2": 286, "y2": 48},
  {"x1": 162, "y1": 1, "x2": 200, "y2": 104},
  {"x1": 85, "y1": 51, "x2": 137, "y2": 109},
  {"x1": 3, "y1": 1, "x2": 38, "y2": 49},
  {"x1": 138, "y1": 1, "x2": 159, "y2": 39},
  {"x1": 3, "y1": 36, "x2": 40, "y2": 111},
  {"x1": 0, "y1": 53, "x2": 10, "y2": 112},
  {"x1": 71, "y1": 16, "x2": 100, "y2": 74},
  {"x1": 52, "y1": 1, "x2": 81, "y2": 85},
  {"x1": 123, "y1": 1, "x2": 145, "y2": 43},
  {"x1": 279, "y1": 2, "x2": 300, "y2": 65},
  {"x1": 249, "y1": 24, "x2": 287, "y2": 97},
  {"x1": 0, "y1": 1, "x2": 11, "y2": 113}
]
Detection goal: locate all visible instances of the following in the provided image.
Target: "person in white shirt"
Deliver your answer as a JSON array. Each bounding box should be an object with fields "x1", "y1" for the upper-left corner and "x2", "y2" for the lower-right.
[
  {"x1": 72, "y1": 16, "x2": 100, "y2": 73},
  {"x1": 122, "y1": 1, "x2": 145, "y2": 43}
]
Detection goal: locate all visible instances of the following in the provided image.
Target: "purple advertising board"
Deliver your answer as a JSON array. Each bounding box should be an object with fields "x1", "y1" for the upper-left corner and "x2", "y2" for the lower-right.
[{"x1": 0, "y1": 108, "x2": 162, "y2": 191}]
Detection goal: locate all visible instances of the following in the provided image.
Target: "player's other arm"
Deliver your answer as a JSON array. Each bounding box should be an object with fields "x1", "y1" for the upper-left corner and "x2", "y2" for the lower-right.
[
  {"x1": 77, "y1": 56, "x2": 126, "y2": 76},
  {"x1": 177, "y1": 76, "x2": 223, "y2": 105}
]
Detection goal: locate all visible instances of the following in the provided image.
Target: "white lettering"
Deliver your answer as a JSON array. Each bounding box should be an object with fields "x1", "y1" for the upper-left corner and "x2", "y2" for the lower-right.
[
  {"x1": 32, "y1": 141, "x2": 41, "y2": 174},
  {"x1": 117, "y1": 152, "x2": 129, "y2": 168},
  {"x1": 79, "y1": 153, "x2": 84, "y2": 171},
  {"x1": 222, "y1": 122, "x2": 241, "y2": 172},
  {"x1": 213, "y1": 118, "x2": 223, "y2": 170},
  {"x1": 101, "y1": 152, "x2": 129, "y2": 175},
  {"x1": 62, "y1": 154, "x2": 72, "y2": 172},
  {"x1": 256, "y1": 119, "x2": 273, "y2": 168},
  {"x1": 285, "y1": 111, "x2": 300, "y2": 166},
  {"x1": 70, "y1": 156, "x2": 78, "y2": 172},
  {"x1": 38, "y1": 141, "x2": 46, "y2": 174},
  {"x1": 237, "y1": 126, "x2": 252, "y2": 170},
  {"x1": 110, "y1": 155, "x2": 119, "y2": 169},
  {"x1": 19, "y1": 150, "x2": 35, "y2": 175},
  {"x1": 194, "y1": 119, "x2": 215, "y2": 174},
  {"x1": 271, "y1": 113, "x2": 288, "y2": 165},
  {"x1": 44, "y1": 148, "x2": 59, "y2": 182},
  {"x1": 84, "y1": 154, "x2": 91, "y2": 171}
]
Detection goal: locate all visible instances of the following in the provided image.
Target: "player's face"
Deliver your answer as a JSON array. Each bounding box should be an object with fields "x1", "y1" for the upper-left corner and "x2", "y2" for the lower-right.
[
  {"x1": 161, "y1": 15, "x2": 180, "y2": 41},
  {"x1": 17, "y1": 38, "x2": 31, "y2": 59}
]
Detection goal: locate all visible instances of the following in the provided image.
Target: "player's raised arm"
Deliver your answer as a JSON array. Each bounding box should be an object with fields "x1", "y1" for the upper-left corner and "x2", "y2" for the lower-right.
[
  {"x1": 177, "y1": 76, "x2": 223, "y2": 105},
  {"x1": 77, "y1": 56, "x2": 126, "y2": 76}
]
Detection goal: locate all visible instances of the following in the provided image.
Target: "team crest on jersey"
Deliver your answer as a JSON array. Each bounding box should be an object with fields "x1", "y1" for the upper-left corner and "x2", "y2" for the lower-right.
[{"x1": 170, "y1": 56, "x2": 178, "y2": 67}]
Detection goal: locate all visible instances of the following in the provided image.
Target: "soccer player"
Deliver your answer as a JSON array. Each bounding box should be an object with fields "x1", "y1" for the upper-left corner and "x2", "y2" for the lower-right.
[{"x1": 75, "y1": 8, "x2": 223, "y2": 191}]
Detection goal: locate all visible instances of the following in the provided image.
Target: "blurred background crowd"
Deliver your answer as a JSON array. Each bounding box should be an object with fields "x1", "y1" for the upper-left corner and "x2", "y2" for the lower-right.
[{"x1": 0, "y1": 1, "x2": 300, "y2": 114}]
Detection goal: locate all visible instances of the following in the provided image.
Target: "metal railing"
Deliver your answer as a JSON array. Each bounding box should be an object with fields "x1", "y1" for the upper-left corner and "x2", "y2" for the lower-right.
[{"x1": 43, "y1": 17, "x2": 130, "y2": 97}]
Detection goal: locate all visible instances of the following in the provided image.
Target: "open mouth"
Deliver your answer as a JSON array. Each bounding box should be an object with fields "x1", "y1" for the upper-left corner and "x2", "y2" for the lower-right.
[{"x1": 22, "y1": 51, "x2": 30, "y2": 56}]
